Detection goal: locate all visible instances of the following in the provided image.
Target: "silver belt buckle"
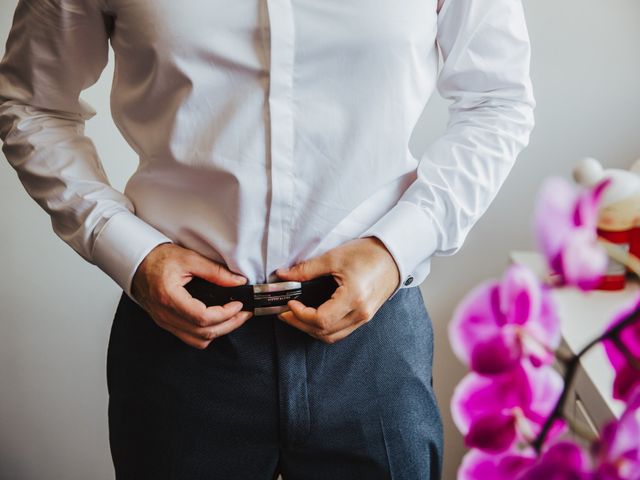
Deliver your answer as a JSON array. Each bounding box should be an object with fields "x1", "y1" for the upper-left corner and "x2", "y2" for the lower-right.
[{"x1": 252, "y1": 281, "x2": 303, "y2": 316}]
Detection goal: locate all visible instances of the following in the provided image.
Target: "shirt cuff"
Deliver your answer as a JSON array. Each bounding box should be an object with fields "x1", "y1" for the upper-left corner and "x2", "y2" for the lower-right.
[
  {"x1": 91, "y1": 210, "x2": 174, "y2": 304},
  {"x1": 358, "y1": 200, "x2": 440, "y2": 301}
]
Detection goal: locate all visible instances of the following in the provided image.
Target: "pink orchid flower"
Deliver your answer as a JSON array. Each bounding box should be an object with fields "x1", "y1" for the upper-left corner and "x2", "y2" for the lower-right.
[
  {"x1": 458, "y1": 448, "x2": 536, "y2": 480},
  {"x1": 519, "y1": 441, "x2": 593, "y2": 480},
  {"x1": 592, "y1": 386, "x2": 640, "y2": 480},
  {"x1": 449, "y1": 263, "x2": 561, "y2": 376},
  {"x1": 451, "y1": 361, "x2": 565, "y2": 454},
  {"x1": 602, "y1": 294, "x2": 640, "y2": 403},
  {"x1": 533, "y1": 176, "x2": 611, "y2": 291},
  {"x1": 459, "y1": 441, "x2": 592, "y2": 480}
]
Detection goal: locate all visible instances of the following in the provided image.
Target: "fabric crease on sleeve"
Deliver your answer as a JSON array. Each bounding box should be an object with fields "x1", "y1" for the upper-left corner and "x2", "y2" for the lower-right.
[
  {"x1": 360, "y1": 0, "x2": 536, "y2": 301},
  {"x1": 0, "y1": 0, "x2": 174, "y2": 302}
]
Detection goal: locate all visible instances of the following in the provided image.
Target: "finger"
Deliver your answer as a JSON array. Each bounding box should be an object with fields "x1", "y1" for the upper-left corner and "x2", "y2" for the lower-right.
[
  {"x1": 198, "y1": 310, "x2": 253, "y2": 338},
  {"x1": 277, "y1": 308, "x2": 326, "y2": 339},
  {"x1": 289, "y1": 298, "x2": 360, "y2": 337},
  {"x1": 279, "y1": 299, "x2": 354, "y2": 337},
  {"x1": 163, "y1": 309, "x2": 253, "y2": 339},
  {"x1": 282, "y1": 285, "x2": 353, "y2": 334},
  {"x1": 275, "y1": 255, "x2": 334, "y2": 282},
  {"x1": 185, "y1": 253, "x2": 248, "y2": 287},
  {"x1": 286, "y1": 299, "x2": 321, "y2": 325},
  {"x1": 321, "y1": 313, "x2": 370, "y2": 344},
  {"x1": 167, "y1": 285, "x2": 245, "y2": 327},
  {"x1": 279, "y1": 308, "x2": 365, "y2": 344},
  {"x1": 314, "y1": 285, "x2": 353, "y2": 326},
  {"x1": 155, "y1": 319, "x2": 213, "y2": 350}
]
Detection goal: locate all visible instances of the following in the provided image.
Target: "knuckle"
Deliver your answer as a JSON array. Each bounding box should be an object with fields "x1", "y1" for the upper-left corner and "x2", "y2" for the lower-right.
[
  {"x1": 314, "y1": 316, "x2": 332, "y2": 335},
  {"x1": 314, "y1": 329, "x2": 329, "y2": 338},
  {"x1": 358, "y1": 307, "x2": 373, "y2": 322},
  {"x1": 193, "y1": 316, "x2": 210, "y2": 328},
  {"x1": 309, "y1": 325, "x2": 327, "y2": 338},
  {"x1": 201, "y1": 329, "x2": 217, "y2": 341},
  {"x1": 350, "y1": 291, "x2": 367, "y2": 309},
  {"x1": 318, "y1": 326, "x2": 338, "y2": 338},
  {"x1": 322, "y1": 335, "x2": 338, "y2": 345}
]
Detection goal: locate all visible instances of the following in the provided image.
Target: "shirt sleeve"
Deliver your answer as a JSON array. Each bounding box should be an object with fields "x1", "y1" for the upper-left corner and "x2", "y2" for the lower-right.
[
  {"x1": 359, "y1": 0, "x2": 536, "y2": 300},
  {"x1": 0, "y1": 0, "x2": 174, "y2": 300}
]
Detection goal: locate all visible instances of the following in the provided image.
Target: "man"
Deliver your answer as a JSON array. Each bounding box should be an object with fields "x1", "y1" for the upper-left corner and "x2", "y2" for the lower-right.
[{"x1": 0, "y1": 0, "x2": 535, "y2": 478}]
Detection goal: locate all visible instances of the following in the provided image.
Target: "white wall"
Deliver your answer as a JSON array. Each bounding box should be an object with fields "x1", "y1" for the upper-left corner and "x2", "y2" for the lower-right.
[{"x1": 0, "y1": 1, "x2": 638, "y2": 479}]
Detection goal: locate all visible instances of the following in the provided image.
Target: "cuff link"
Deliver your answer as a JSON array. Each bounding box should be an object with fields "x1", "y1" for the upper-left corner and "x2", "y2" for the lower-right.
[{"x1": 403, "y1": 275, "x2": 414, "y2": 286}]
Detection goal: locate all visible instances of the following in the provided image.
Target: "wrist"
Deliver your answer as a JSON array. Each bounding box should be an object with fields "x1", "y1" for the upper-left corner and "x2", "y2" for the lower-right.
[
  {"x1": 131, "y1": 241, "x2": 173, "y2": 299},
  {"x1": 363, "y1": 236, "x2": 401, "y2": 292}
]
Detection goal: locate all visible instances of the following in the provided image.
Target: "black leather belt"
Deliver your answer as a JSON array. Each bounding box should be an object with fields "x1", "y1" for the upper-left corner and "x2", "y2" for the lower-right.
[{"x1": 184, "y1": 274, "x2": 340, "y2": 316}]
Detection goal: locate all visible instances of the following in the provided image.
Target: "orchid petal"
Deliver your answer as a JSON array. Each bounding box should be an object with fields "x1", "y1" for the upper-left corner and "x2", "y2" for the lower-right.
[
  {"x1": 500, "y1": 263, "x2": 542, "y2": 326},
  {"x1": 451, "y1": 369, "x2": 530, "y2": 435},
  {"x1": 519, "y1": 441, "x2": 592, "y2": 480},
  {"x1": 465, "y1": 412, "x2": 518, "y2": 453},
  {"x1": 561, "y1": 227, "x2": 608, "y2": 291},
  {"x1": 525, "y1": 363, "x2": 564, "y2": 424},
  {"x1": 612, "y1": 363, "x2": 640, "y2": 403},
  {"x1": 449, "y1": 280, "x2": 502, "y2": 366},
  {"x1": 533, "y1": 176, "x2": 578, "y2": 264},
  {"x1": 470, "y1": 330, "x2": 522, "y2": 375},
  {"x1": 603, "y1": 294, "x2": 640, "y2": 402},
  {"x1": 574, "y1": 177, "x2": 613, "y2": 229},
  {"x1": 533, "y1": 175, "x2": 611, "y2": 291},
  {"x1": 458, "y1": 448, "x2": 535, "y2": 480},
  {"x1": 525, "y1": 286, "x2": 562, "y2": 353},
  {"x1": 594, "y1": 386, "x2": 640, "y2": 479}
]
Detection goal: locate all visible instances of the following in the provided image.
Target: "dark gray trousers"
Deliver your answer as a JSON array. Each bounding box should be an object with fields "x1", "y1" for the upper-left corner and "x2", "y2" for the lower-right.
[{"x1": 106, "y1": 285, "x2": 443, "y2": 479}]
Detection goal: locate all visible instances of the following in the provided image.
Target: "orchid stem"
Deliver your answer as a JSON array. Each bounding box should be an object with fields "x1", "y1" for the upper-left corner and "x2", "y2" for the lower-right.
[
  {"x1": 554, "y1": 345, "x2": 574, "y2": 365},
  {"x1": 531, "y1": 305, "x2": 640, "y2": 453}
]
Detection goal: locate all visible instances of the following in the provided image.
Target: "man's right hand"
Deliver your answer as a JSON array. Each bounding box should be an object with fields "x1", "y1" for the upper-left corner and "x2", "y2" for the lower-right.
[{"x1": 130, "y1": 242, "x2": 253, "y2": 350}]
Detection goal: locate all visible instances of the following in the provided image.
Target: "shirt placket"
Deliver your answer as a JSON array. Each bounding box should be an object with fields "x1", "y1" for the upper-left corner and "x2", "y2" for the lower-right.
[{"x1": 264, "y1": 0, "x2": 296, "y2": 283}]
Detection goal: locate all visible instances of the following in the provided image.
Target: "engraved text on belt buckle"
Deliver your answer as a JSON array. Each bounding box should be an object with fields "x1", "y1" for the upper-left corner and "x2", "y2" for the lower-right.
[{"x1": 252, "y1": 281, "x2": 303, "y2": 316}]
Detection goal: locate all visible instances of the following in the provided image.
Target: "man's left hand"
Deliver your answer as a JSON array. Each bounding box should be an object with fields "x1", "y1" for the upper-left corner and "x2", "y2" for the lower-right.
[{"x1": 275, "y1": 236, "x2": 401, "y2": 344}]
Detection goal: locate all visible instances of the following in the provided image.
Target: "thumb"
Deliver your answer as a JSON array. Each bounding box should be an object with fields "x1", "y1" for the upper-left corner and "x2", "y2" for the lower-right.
[
  {"x1": 276, "y1": 254, "x2": 332, "y2": 282},
  {"x1": 186, "y1": 254, "x2": 247, "y2": 287}
]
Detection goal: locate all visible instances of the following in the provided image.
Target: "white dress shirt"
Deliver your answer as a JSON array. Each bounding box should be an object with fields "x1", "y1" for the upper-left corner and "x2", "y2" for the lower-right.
[{"x1": 0, "y1": 0, "x2": 534, "y2": 304}]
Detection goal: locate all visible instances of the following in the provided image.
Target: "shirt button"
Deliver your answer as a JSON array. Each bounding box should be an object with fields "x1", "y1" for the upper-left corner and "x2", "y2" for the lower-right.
[{"x1": 404, "y1": 275, "x2": 414, "y2": 286}]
